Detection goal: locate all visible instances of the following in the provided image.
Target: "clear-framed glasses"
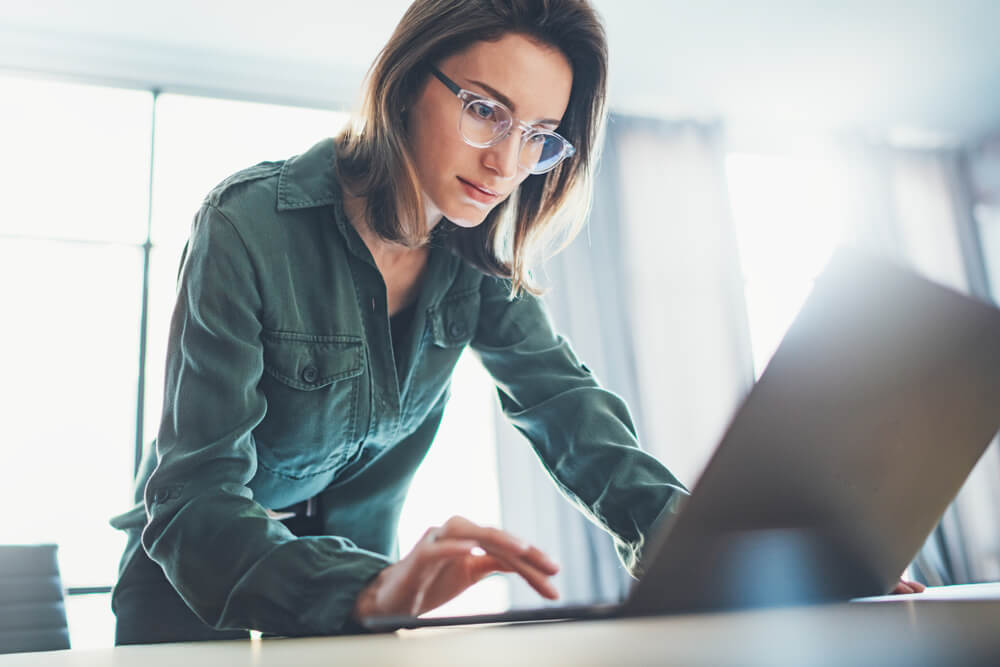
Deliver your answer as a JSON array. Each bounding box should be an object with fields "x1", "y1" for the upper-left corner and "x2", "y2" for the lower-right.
[{"x1": 428, "y1": 65, "x2": 576, "y2": 175}]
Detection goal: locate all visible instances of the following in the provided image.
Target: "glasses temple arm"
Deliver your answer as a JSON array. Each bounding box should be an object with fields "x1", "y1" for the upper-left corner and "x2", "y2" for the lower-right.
[{"x1": 429, "y1": 66, "x2": 462, "y2": 96}]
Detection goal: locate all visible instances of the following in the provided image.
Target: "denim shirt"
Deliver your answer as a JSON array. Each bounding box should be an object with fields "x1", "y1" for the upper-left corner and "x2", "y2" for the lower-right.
[{"x1": 110, "y1": 136, "x2": 687, "y2": 637}]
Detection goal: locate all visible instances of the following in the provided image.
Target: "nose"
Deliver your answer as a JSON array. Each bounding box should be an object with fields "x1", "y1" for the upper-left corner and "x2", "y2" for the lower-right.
[{"x1": 482, "y1": 131, "x2": 520, "y2": 181}]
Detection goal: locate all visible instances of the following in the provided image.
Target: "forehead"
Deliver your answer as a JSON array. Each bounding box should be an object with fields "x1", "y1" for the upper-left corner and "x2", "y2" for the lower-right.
[{"x1": 442, "y1": 33, "x2": 573, "y2": 123}]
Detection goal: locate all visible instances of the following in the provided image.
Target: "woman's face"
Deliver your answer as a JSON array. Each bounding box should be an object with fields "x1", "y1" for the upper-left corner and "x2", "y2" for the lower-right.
[{"x1": 407, "y1": 33, "x2": 574, "y2": 229}]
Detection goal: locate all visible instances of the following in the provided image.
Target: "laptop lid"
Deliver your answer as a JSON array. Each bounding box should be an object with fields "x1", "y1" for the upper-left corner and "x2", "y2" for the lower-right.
[{"x1": 624, "y1": 247, "x2": 1000, "y2": 615}]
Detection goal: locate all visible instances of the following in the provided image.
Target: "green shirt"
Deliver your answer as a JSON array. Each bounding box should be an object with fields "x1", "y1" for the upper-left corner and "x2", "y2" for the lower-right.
[{"x1": 111, "y1": 136, "x2": 687, "y2": 637}]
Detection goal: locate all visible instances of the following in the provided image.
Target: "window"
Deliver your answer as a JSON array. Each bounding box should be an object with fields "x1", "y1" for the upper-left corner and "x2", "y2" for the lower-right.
[
  {"x1": 724, "y1": 150, "x2": 851, "y2": 376},
  {"x1": 1, "y1": 74, "x2": 505, "y2": 646},
  {"x1": 0, "y1": 72, "x2": 152, "y2": 648}
]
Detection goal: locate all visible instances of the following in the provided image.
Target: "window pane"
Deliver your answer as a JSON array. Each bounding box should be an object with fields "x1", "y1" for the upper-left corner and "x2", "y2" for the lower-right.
[
  {"x1": 149, "y1": 93, "x2": 349, "y2": 249},
  {"x1": 725, "y1": 152, "x2": 850, "y2": 376},
  {"x1": 0, "y1": 73, "x2": 152, "y2": 244},
  {"x1": 0, "y1": 240, "x2": 140, "y2": 587},
  {"x1": 65, "y1": 593, "x2": 115, "y2": 650},
  {"x1": 890, "y1": 152, "x2": 968, "y2": 292},
  {"x1": 144, "y1": 93, "x2": 349, "y2": 447},
  {"x1": 397, "y1": 351, "x2": 509, "y2": 616}
]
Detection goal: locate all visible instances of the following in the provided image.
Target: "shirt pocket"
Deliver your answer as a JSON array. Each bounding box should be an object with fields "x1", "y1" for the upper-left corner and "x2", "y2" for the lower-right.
[
  {"x1": 428, "y1": 288, "x2": 480, "y2": 349},
  {"x1": 255, "y1": 331, "x2": 368, "y2": 479}
]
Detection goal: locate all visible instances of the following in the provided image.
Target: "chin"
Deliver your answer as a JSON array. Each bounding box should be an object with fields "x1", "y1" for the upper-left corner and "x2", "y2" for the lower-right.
[
  {"x1": 443, "y1": 202, "x2": 494, "y2": 228},
  {"x1": 447, "y1": 216, "x2": 488, "y2": 229}
]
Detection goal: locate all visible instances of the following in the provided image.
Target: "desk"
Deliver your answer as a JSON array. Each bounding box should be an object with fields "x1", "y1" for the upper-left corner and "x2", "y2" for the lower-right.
[{"x1": 3, "y1": 587, "x2": 999, "y2": 666}]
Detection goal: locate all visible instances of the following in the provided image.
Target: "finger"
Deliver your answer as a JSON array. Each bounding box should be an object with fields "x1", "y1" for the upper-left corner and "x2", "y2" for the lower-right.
[
  {"x1": 440, "y1": 516, "x2": 531, "y2": 554},
  {"x1": 904, "y1": 579, "x2": 926, "y2": 593},
  {"x1": 438, "y1": 519, "x2": 559, "y2": 575},
  {"x1": 418, "y1": 533, "x2": 559, "y2": 601},
  {"x1": 419, "y1": 539, "x2": 481, "y2": 562},
  {"x1": 516, "y1": 542, "x2": 560, "y2": 575},
  {"x1": 465, "y1": 530, "x2": 559, "y2": 578},
  {"x1": 892, "y1": 581, "x2": 915, "y2": 594},
  {"x1": 409, "y1": 557, "x2": 454, "y2": 617},
  {"x1": 467, "y1": 553, "x2": 517, "y2": 582},
  {"x1": 487, "y1": 551, "x2": 560, "y2": 600},
  {"x1": 424, "y1": 538, "x2": 555, "y2": 598}
]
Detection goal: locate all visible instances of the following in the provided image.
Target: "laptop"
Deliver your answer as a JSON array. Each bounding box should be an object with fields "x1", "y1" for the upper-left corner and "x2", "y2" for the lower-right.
[{"x1": 361, "y1": 246, "x2": 1000, "y2": 632}]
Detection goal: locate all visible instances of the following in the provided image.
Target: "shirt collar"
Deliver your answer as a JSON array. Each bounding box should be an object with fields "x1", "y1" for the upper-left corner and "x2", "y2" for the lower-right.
[
  {"x1": 276, "y1": 137, "x2": 342, "y2": 211},
  {"x1": 275, "y1": 136, "x2": 463, "y2": 292},
  {"x1": 277, "y1": 136, "x2": 375, "y2": 268}
]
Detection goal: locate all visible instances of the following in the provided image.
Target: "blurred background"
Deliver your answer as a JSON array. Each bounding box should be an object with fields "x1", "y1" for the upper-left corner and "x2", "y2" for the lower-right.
[{"x1": 1, "y1": 0, "x2": 998, "y2": 649}]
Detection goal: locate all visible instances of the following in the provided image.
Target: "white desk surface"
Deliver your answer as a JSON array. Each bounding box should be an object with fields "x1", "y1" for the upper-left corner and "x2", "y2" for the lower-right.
[
  {"x1": 3, "y1": 585, "x2": 999, "y2": 667},
  {"x1": 853, "y1": 580, "x2": 1000, "y2": 602}
]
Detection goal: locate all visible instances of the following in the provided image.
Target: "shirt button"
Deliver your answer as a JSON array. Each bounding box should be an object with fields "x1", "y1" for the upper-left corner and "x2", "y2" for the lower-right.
[
  {"x1": 448, "y1": 321, "x2": 466, "y2": 339},
  {"x1": 301, "y1": 365, "x2": 319, "y2": 384}
]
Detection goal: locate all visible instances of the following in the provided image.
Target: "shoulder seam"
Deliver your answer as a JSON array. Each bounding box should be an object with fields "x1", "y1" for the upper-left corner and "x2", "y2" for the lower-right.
[{"x1": 204, "y1": 161, "x2": 284, "y2": 208}]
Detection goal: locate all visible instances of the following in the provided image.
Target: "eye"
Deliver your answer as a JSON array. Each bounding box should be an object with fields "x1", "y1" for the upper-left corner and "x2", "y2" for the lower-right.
[{"x1": 468, "y1": 101, "x2": 497, "y2": 121}]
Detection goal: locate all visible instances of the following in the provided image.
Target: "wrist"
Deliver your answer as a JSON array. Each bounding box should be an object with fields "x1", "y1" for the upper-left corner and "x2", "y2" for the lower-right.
[{"x1": 351, "y1": 570, "x2": 385, "y2": 621}]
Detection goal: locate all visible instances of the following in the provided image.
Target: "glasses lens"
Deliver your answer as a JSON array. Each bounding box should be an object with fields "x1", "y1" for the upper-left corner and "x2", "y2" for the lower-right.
[
  {"x1": 520, "y1": 133, "x2": 567, "y2": 173},
  {"x1": 460, "y1": 99, "x2": 511, "y2": 146}
]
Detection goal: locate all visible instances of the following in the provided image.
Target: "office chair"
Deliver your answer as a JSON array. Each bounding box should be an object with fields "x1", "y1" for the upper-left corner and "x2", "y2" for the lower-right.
[{"x1": 0, "y1": 544, "x2": 71, "y2": 654}]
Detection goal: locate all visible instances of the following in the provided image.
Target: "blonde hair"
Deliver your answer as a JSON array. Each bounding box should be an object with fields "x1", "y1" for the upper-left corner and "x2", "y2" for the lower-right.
[{"x1": 335, "y1": 0, "x2": 608, "y2": 296}]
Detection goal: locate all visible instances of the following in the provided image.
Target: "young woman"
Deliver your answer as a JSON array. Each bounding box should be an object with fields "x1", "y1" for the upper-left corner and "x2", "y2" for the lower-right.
[{"x1": 110, "y1": 0, "x2": 920, "y2": 645}]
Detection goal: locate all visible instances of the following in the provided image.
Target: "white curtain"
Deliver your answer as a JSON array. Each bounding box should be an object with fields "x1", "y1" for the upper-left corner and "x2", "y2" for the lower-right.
[
  {"x1": 610, "y1": 118, "x2": 755, "y2": 485},
  {"x1": 494, "y1": 116, "x2": 754, "y2": 606}
]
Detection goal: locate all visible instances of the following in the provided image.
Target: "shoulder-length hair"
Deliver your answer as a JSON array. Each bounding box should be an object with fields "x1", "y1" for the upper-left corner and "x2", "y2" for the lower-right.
[{"x1": 335, "y1": 0, "x2": 608, "y2": 297}]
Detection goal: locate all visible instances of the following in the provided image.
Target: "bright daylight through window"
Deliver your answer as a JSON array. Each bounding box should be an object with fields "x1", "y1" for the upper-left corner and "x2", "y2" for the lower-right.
[
  {"x1": 1, "y1": 73, "x2": 503, "y2": 648},
  {"x1": 725, "y1": 150, "x2": 851, "y2": 377}
]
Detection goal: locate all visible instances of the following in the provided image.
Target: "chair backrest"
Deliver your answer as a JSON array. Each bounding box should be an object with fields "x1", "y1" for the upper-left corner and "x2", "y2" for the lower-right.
[{"x1": 0, "y1": 544, "x2": 71, "y2": 654}]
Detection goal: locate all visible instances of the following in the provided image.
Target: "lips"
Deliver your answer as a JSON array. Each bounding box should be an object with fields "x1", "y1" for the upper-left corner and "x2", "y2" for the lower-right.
[{"x1": 458, "y1": 177, "x2": 500, "y2": 205}]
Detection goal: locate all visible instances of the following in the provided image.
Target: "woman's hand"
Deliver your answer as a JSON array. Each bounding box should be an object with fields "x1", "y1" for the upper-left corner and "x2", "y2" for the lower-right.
[
  {"x1": 351, "y1": 515, "x2": 559, "y2": 622},
  {"x1": 891, "y1": 578, "x2": 927, "y2": 594}
]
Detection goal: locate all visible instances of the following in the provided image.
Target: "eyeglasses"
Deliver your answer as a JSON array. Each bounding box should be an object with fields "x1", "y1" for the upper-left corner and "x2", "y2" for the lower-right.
[{"x1": 428, "y1": 65, "x2": 576, "y2": 175}]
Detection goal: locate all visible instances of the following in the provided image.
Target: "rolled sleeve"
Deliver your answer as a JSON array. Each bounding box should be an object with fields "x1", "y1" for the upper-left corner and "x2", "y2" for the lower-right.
[
  {"x1": 471, "y1": 276, "x2": 688, "y2": 578},
  {"x1": 142, "y1": 203, "x2": 389, "y2": 636}
]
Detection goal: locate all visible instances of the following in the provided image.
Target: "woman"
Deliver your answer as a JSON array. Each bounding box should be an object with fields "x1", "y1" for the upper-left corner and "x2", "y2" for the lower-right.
[
  {"x1": 110, "y1": 0, "x2": 919, "y2": 645},
  {"x1": 110, "y1": 0, "x2": 683, "y2": 643}
]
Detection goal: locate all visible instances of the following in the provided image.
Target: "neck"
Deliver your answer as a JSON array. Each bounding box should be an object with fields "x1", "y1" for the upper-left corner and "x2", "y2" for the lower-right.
[
  {"x1": 343, "y1": 191, "x2": 430, "y2": 269},
  {"x1": 342, "y1": 188, "x2": 442, "y2": 260}
]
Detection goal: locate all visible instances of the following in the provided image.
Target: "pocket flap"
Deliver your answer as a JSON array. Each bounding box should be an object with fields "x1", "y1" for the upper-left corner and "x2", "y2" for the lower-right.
[
  {"x1": 430, "y1": 289, "x2": 481, "y2": 348},
  {"x1": 262, "y1": 332, "x2": 365, "y2": 390}
]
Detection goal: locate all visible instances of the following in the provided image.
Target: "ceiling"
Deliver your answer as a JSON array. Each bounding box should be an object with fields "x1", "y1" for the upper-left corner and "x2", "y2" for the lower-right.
[{"x1": 1, "y1": 0, "x2": 998, "y2": 148}]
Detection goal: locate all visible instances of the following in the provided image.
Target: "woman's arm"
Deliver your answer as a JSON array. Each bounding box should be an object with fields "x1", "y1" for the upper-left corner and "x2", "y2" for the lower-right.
[
  {"x1": 140, "y1": 203, "x2": 390, "y2": 636},
  {"x1": 470, "y1": 275, "x2": 689, "y2": 578}
]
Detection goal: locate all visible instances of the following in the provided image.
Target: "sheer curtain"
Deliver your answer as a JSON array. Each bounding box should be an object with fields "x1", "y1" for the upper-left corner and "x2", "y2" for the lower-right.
[
  {"x1": 493, "y1": 116, "x2": 754, "y2": 606},
  {"x1": 493, "y1": 118, "x2": 1000, "y2": 606},
  {"x1": 841, "y1": 136, "x2": 1000, "y2": 584}
]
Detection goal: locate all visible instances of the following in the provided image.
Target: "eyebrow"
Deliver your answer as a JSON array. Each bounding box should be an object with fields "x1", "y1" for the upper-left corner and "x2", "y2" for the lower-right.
[{"x1": 466, "y1": 78, "x2": 562, "y2": 127}]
